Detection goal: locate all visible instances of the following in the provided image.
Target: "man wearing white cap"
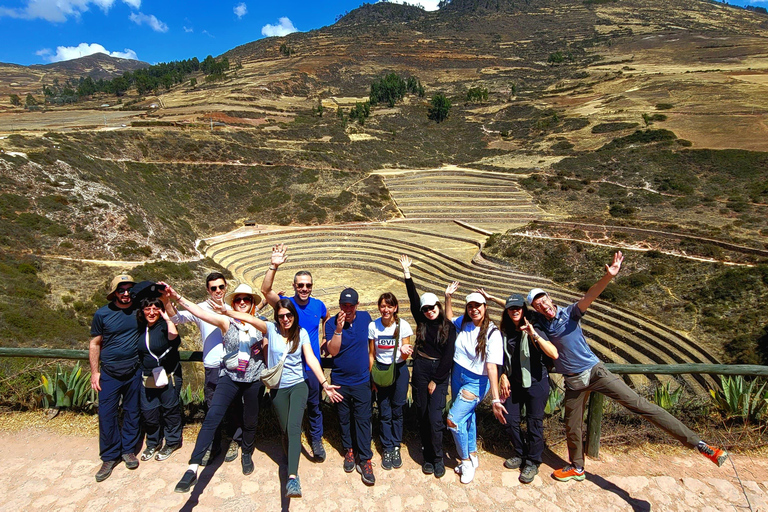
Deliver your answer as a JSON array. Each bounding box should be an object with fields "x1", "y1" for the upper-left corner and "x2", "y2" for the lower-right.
[{"x1": 527, "y1": 251, "x2": 728, "y2": 482}]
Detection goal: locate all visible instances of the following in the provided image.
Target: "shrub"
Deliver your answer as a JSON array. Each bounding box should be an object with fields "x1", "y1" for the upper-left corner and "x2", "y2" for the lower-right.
[
  {"x1": 652, "y1": 381, "x2": 683, "y2": 410},
  {"x1": 466, "y1": 87, "x2": 489, "y2": 102}
]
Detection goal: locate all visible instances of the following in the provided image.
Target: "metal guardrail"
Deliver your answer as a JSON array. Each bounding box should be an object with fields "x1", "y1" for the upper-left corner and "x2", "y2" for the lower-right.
[{"x1": 2, "y1": 348, "x2": 767, "y2": 458}]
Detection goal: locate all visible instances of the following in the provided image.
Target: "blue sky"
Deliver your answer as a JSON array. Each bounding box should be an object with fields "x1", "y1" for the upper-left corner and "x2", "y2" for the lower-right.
[{"x1": 0, "y1": 0, "x2": 762, "y2": 66}]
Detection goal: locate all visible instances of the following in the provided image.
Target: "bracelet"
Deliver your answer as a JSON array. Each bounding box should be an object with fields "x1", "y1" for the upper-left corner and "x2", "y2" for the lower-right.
[
  {"x1": 320, "y1": 380, "x2": 328, "y2": 387},
  {"x1": 492, "y1": 399, "x2": 502, "y2": 404},
  {"x1": 334, "y1": 331, "x2": 342, "y2": 336},
  {"x1": 268, "y1": 266, "x2": 277, "y2": 271}
]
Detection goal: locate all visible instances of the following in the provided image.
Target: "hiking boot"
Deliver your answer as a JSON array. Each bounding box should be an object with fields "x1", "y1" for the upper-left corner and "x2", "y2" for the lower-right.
[
  {"x1": 122, "y1": 453, "x2": 139, "y2": 470},
  {"x1": 174, "y1": 470, "x2": 197, "y2": 493},
  {"x1": 519, "y1": 463, "x2": 539, "y2": 484},
  {"x1": 552, "y1": 465, "x2": 585, "y2": 482},
  {"x1": 698, "y1": 442, "x2": 728, "y2": 467},
  {"x1": 391, "y1": 447, "x2": 403, "y2": 469},
  {"x1": 225, "y1": 441, "x2": 239, "y2": 463},
  {"x1": 95, "y1": 459, "x2": 119, "y2": 482},
  {"x1": 156, "y1": 444, "x2": 181, "y2": 461},
  {"x1": 356, "y1": 459, "x2": 375, "y2": 486},
  {"x1": 459, "y1": 459, "x2": 475, "y2": 484},
  {"x1": 503, "y1": 456, "x2": 523, "y2": 469},
  {"x1": 311, "y1": 438, "x2": 326, "y2": 462},
  {"x1": 140, "y1": 446, "x2": 158, "y2": 461},
  {"x1": 343, "y1": 448, "x2": 355, "y2": 473},
  {"x1": 242, "y1": 451, "x2": 254, "y2": 475},
  {"x1": 434, "y1": 460, "x2": 446, "y2": 479},
  {"x1": 422, "y1": 461, "x2": 434, "y2": 475},
  {"x1": 381, "y1": 450, "x2": 393, "y2": 471},
  {"x1": 285, "y1": 476, "x2": 302, "y2": 498}
]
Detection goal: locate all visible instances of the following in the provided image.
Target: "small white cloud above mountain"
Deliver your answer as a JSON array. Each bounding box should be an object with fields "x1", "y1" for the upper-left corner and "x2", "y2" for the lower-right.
[
  {"x1": 0, "y1": 0, "x2": 140, "y2": 22},
  {"x1": 36, "y1": 42, "x2": 138, "y2": 62},
  {"x1": 261, "y1": 16, "x2": 297, "y2": 37},
  {"x1": 234, "y1": 3, "x2": 247, "y2": 19},
  {"x1": 129, "y1": 11, "x2": 168, "y2": 32}
]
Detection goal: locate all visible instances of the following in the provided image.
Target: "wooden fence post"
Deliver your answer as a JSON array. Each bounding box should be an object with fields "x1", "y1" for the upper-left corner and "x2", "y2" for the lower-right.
[{"x1": 585, "y1": 392, "x2": 605, "y2": 459}]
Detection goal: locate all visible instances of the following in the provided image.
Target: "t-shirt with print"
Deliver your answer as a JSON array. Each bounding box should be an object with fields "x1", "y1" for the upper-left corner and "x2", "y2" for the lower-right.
[
  {"x1": 266, "y1": 322, "x2": 308, "y2": 389},
  {"x1": 452, "y1": 315, "x2": 503, "y2": 376},
  {"x1": 368, "y1": 318, "x2": 413, "y2": 365},
  {"x1": 288, "y1": 296, "x2": 327, "y2": 374},
  {"x1": 532, "y1": 302, "x2": 599, "y2": 375}
]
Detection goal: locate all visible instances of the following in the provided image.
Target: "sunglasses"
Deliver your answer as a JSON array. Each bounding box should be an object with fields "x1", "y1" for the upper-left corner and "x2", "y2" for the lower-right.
[
  {"x1": 277, "y1": 313, "x2": 294, "y2": 320},
  {"x1": 233, "y1": 296, "x2": 253, "y2": 303},
  {"x1": 209, "y1": 284, "x2": 226, "y2": 291},
  {"x1": 421, "y1": 304, "x2": 437, "y2": 313},
  {"x1": 295, "y1": 283, "x2": 313, "y2": 289},
  {"x1": 116, "y1": 288, "x2": 133, "y2": 295}
]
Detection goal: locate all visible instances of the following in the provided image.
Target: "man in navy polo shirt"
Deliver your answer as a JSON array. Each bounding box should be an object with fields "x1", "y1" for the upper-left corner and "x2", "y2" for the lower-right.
[
  {"x1": 262, "y1": 243, "x2": 330, "y2": 461},
  {"x1": 89, "y1": 274, "x2": 142, "y2": 482},
  {"x1": 325, "y1": 288, "x2": 375, "y2": 486}
]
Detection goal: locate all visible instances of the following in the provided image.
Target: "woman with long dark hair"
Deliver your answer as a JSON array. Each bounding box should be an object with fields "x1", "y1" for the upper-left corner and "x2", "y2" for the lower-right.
[
  {"x1": 136, "y1": 295, "x2": 182, "y2": 462},
  {"x1": 217, "y1": 297, "x2": 342, "y2": 499},
  {"x1": 480, "y1": 289, "x2": 558, "y2": 484},
  {"x1": 368, "y1": 292, "x2": 413, "y2": 471},
  {"x1": 399, "y1": 255, "x2": 456, "y2": 478},
  {"x1": 444, "y1": 284, "x2": 505, "y2": 484}
]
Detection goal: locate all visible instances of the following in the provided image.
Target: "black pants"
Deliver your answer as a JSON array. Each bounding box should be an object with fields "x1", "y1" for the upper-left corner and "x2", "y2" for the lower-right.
[
  {"x1": 204, "y1": 367, "x2": 243, "y2": 451},
  {"x1": 141, "y1": 373, "x2": 183, "y2": 448},
  {"x1": 502, "y1": 376, "x2": 549, "y2": 465},
  {"x1": 411, "y1": 357, "x2": 449, "y2": 464},
  {"x1": 336, "y1": 382, "x2": 373, "y2": 461},
  {"x1": 190, "y1": 373, "x2": 262, "y2": 465}
]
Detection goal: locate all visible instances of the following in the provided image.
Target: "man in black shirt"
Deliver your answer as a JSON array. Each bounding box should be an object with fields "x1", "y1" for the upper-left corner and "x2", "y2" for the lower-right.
[{"x1": 89, "y1": 274, "x2": 142, "y2": 482}]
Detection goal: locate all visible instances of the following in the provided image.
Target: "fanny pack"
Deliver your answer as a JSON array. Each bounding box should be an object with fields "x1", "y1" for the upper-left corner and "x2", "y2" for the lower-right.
[{"x1": 101, "y1": 359, "x2": 139, "y2": 380}]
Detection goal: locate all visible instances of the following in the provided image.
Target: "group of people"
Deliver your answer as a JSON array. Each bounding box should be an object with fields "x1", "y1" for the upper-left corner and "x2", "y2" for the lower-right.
[{"x1": 90, "y1": 246, "x2": 729, "y2": 499}]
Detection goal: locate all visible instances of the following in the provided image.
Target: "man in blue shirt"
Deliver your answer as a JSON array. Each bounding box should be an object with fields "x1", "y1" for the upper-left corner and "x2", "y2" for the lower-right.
[
  {"x1": 325, "y1": 287, "x2": 375, "y2": 486},
  {"x1": 262, "y1": 243, "x2": 330, "y2": 462},
  {"x1": 89, "y1": 274, "x2": 142, "y2": 482},
  {"x1": 528, "y1": 251, "x2": 728, "y2": 483}
]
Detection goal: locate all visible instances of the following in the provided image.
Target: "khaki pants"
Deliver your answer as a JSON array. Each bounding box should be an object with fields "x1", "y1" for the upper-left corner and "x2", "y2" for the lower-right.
[{"x1": 564, "y1": 363, "x2": 701, "y2": 468}]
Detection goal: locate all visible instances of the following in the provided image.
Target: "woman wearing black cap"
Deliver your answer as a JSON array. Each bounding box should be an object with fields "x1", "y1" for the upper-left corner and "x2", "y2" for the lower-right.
[
  {"x1": 399, "y1": 255, "x2": 456, "y2": 478},
  {"x1": 478, "y1": 289, "x2": 558, "y2": 484}
]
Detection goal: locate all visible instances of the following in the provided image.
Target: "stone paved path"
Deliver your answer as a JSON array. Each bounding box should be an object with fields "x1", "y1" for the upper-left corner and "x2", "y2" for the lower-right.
[{"x1": 1, "y1": 429, "x2": 766, "y2": 512}]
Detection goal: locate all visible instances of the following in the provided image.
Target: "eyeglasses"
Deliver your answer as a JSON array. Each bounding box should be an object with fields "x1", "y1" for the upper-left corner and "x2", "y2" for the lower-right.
[
  {"x1": 233, "y1": 296, "x2": 253, "y2": 303},
  {"x1": 143, "y1": 306, "x2": 161, "y2": 312},
  {"x1": 116, "y1": 288, "x2": 133, "y2": 295},
  {"x1": 421, "y1": 304, "x2": 437, "y2": 313},
  {"x1": 295, "y1": 283, "x2": 313, "y2": 289},
  {"x1": 209, "y1": 284, "x2": 226, "y2": 292},
  {"x1": 277, "y1": 313, "x2": 294, "y2": 320},
  {"x1": 467, "y1": 302, "x2": 485, "y2": 310}
]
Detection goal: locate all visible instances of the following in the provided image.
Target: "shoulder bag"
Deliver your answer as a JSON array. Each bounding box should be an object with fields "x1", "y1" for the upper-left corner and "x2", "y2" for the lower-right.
[{"x1": 371, "y1": 320, "x2": 401, "y2": 388}]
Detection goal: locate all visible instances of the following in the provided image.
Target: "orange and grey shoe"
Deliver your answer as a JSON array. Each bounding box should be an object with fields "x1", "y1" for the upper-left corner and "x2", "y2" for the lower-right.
[
  {"x1": 698, "y1": 442, "x2": 728, "y2": 467},
  {"x1": 552, "y1": 465, "x2": 585, "y2": 482}
]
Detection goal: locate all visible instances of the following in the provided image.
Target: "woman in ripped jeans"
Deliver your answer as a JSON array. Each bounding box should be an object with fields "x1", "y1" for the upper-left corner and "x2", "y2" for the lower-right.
[{"x1": 444, "y1": 285, "x2": 506, "y2": 484}]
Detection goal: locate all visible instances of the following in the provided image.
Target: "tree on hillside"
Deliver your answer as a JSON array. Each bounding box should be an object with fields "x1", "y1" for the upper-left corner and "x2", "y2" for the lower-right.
[
  {"x1": 190, "y1": 78, "x2": 197, "y2": 89},
  {"x1": 9, "y1": 94, "x2": 20, "y2": 106},
  {"x1": 428, "y1": 93, "x2": 451, "y2": 123},
  {"x1": 25, "y1": 94, "x2": 37, "y2": 108},
  {"x1": 370, "y1": 73, "x2": 407, "y2": 107}
]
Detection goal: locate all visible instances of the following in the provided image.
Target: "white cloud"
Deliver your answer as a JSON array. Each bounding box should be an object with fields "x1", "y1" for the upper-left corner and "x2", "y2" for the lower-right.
[
  {"x1": 377, "y1": 0, "x2": 440, "y2": 11},
  {"x1": 261, "y1": 16, "x2": 297, "y2": 37},
  {"x1": 183, "y1": 25, "x2": 193, "y2": 32},
  {"x1": 129, "y1": 11, "x2": 168, "y2": 32},
  {"x1": 0, "y1": 0, "x2": 140, "y2": 22},
  {"x1": 233, "y1": 2, "x2": 247, "y2": 19},
  {"x1": 37, "y1": 42, "x2": 138, "y2": 62}
]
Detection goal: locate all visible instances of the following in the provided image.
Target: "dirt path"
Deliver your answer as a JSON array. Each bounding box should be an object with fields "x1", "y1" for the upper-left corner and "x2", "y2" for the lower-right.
[{"x1": 1, "y1": 426, "x2": 766, "y2": 512}]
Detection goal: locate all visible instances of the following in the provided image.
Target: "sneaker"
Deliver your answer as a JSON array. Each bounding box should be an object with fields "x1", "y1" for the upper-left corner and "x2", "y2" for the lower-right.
[
  {"x1": 381, "y1": 450, "x2": 393, "y2": 471},
  {"x1": 356, "y1": 460, "x2": 375, "y2": 486},
  {"x1": 434, "y1": 460, "x2": 446, "y2": 479},
  {"x1": 174, "y1": 470, "x2": 197, "y2": 493},
  {"x1": 311, "y1": 439, "x2": 326, "y2": 462},
  {"x1": 552, "y1": 465, "x2": 585, "y2": 482},
  {"x1": 391, "y1": 447, "x2": 402, "y2": 469},
  {"x1": 225, "y1": 441, "x2": 239, "y2": 463},
  {"x1": 459, "y1": 460, "x2": 475, "y2": 484},
  {"x1": 140, "y1": 446, "x2": 158, "y2": 461},
  {"x1": 343, "y1": 448, "x2": 355, "y2": 473},
  {"x1": 470, "y1": 453, "x2": 479, "y2": 468},
  {"x1": 156, "y1": 444, "x2": 181, "y2": 461},
  {"x1": 698, "y1": 442, "x2": 728, "y2": 467},
  {"x1": 519, "y1": 463, "x2": 539, "y2": 484},
  {"x1": 242, "y1": 451, "x2": 254, "y2": 475},
  {"x1": 122, "y1": 453, "x2": 139, "y2": 470},
  {"x1": 95, "y1": 460, "x2": 119, "y2": 482},
  {"x1": 422, "y1": 461, "x2": 434, "y2": 475},
  {"x1": 503, "y1": 456, "x2": 523, "y2": 470},
  {"x1": 285, "y1": 476, "x2": 302, "y2": 498}
]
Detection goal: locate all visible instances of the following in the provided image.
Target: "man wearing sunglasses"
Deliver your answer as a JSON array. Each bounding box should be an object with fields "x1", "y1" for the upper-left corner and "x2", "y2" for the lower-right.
[
  {"x1": 167, "y1": 272, "x2": 239, "y2": 464},
  {"x1": 90, "y1": 274, "x2": 142, "y2": 482},
  {"x1": 262, "y1": 243, "x2": 330, "y2": 462}
]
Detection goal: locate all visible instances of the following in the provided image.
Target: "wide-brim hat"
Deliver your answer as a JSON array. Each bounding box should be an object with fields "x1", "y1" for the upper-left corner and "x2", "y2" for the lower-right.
[
  {"x1": 106, "y1": 274, "x2": 135, "y2": 301},
  {"x1": 224, "y1": 283, "x2": 262, "y2": 307}
]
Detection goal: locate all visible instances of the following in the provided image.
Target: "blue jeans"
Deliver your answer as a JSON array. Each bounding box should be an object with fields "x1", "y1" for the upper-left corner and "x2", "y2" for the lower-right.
[
  {"x1": 374, "y1": 361, "x2": 409, "y2": 451},
  {"x1": 447, "y1": 364, "x2": 489, "y2": 461}
]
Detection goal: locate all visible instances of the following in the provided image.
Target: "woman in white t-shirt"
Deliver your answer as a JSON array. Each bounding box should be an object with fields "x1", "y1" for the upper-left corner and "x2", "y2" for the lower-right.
[
  {"x1": 444, "y1": 286, "x2": 506, "y2": 484},
  {"x1": 219, "y1": 298, "x2": 342, "y2": 499},
  {"x1": 368, "y1": 292, "x2": 413, "y2": 471}
]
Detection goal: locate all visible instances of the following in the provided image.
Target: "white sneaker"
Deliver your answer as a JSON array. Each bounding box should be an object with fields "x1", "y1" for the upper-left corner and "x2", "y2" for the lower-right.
[
  {"x1": 470, "y1": 453, "x2": 478, "y2": 468},
  {"x1": 460, "y1": 460, "x2": 475, "y2": 484}
]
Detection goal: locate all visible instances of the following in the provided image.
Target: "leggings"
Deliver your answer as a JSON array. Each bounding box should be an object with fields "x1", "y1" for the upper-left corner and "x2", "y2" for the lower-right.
[{"x1": 271, "y1": 381, "x2": 309, "y2": 476}]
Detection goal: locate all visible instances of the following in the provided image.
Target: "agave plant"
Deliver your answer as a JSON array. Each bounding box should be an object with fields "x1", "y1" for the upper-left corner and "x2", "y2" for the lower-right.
[
  {"x1": 652, "y1": 381, "x2": 683, "y2": 411},
  {"x1": 545, "y1": 385, "x2": 564, "y2": 418},
  {"x1": 179, "y1": 384, "x2": 205, "y2": 406},
  {"x1": 39, "y1": 362, "x2": 96, "y2": 411},
  {"x1": 709, "y1": 375, "x2": 768, "y2": 422}
]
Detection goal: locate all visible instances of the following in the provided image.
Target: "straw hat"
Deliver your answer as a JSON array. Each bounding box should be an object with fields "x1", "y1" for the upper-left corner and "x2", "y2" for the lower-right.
[{"x1": 224, "y1": 283, "x2": 262, "y2": 307}]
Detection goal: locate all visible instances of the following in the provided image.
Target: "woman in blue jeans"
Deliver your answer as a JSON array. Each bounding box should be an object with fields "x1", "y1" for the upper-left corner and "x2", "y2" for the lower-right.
[{"x1": 444, "y1": 285, "x2": 505, "y2": 484}]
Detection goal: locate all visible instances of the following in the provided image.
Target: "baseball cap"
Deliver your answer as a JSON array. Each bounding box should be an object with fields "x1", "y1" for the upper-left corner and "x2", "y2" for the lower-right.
[
  {"x1": 527, "y1": 288, "x2": 548, "y2": 305},
  {"x1": 504, "y1": 294, "x2": 525, "y2": 309},
  {"x1": 339, "y1": 288, "x2": 359, "y2": 304},
  {"x1": 465, "y1": 292, "x2": 486, "y2": 305},
  {"x1": 419, "y1": 292, "x2": 439, "y2": 309}
]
